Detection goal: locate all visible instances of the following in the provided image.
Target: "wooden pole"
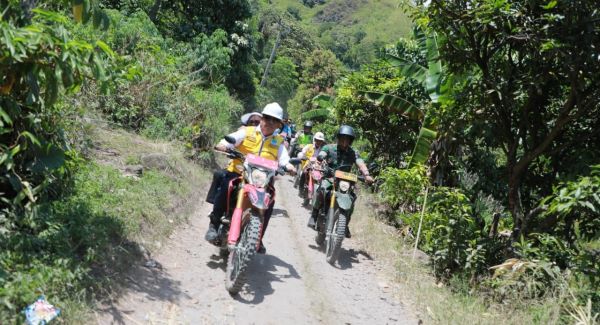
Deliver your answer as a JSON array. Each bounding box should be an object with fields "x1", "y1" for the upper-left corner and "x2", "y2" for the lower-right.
[{"x1": 413, "y1": 186, "x2": 429, "y2": 260}]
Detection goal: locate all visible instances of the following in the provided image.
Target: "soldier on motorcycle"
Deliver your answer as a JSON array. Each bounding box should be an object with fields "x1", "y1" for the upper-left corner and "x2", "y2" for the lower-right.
[
  {"x1": 308, "y1": 125, "x2": 374, "y2": 238},
  {"x1": 204, "y1": 103, "x2": 296, "y2": 253},
  {"x1": 296, "y1": 131, "x2": 326, "y2": 194}
]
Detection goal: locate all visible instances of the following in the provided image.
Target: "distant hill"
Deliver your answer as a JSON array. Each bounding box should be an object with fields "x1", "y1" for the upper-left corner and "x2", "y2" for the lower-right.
[{"x1": 269, "y1": 0, "x2": 413, "y2": 68}]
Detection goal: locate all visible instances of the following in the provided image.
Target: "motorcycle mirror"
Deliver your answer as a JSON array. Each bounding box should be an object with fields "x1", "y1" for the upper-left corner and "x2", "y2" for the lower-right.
[{"x1": 224, "y1": 135, "x2": 236, "y2": 144}]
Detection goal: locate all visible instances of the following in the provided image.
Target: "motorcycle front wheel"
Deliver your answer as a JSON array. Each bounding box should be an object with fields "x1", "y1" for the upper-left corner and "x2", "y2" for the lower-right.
[
  {"x1": 225, "y1": 213, "x2": 261, "y2": 295},
  {"x1": 325, "y1": 210, "x2": 346, "y2": 265}
]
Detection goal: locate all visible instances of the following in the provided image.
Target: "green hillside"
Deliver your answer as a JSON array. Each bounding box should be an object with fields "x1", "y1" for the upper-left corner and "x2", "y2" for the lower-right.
[{"x1": 270, "y1": 0, "x2": 413, "y2": 68}]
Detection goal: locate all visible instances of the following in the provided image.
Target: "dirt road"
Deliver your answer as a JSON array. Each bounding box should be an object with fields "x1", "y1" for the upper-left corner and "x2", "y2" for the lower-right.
[{"x1": 96, "y1": 176, "x2": 417, "y2": 324}]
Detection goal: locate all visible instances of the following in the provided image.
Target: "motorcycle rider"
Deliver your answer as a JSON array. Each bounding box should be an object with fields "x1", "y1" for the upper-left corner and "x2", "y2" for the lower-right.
[
  {"x1": 308, "y1": 125, "x2": 374, "y2": 238},
  {"x1": 240, "y1": 112, "x2": 262, "y2": 128},
  {"x1": 205, "y1": 111, "x2": 262, "y2": 205},
  {"x1": 291, "y1": 121, "x2": 314, "y2": 156},
  {"x1": 296, "y1": 131, "x2": 326, "y2": 195},
  {"x1": 205, "y1": 103, "x2": 296, "y2": 252}
]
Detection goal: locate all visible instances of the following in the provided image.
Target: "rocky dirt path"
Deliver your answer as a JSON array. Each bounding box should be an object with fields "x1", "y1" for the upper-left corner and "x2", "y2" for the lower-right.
[{"x1": 96, "y1": 175, "x2": 417, "y2": 324}]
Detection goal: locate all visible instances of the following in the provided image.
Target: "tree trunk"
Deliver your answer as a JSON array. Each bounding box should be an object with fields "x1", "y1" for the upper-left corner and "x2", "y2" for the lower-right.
[{"x1": 507, "y1": 162, "x2": 525, "y2": 241}]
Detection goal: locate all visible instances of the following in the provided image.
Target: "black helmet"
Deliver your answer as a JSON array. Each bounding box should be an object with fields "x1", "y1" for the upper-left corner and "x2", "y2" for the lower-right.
[
  {"x1": 337, "y1": 125, "x2": 355, "y2": 139},
  {"x1": 304, "y1": 120, "x2": 313, "y2": 128}
]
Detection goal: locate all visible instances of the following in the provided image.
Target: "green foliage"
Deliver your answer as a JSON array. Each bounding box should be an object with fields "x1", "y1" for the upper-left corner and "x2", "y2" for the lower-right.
[
  {"x1": 336, "y1": 40, "x2": 428, "y2": 166},
  {"x1": 190, "y1": 29, "x2": 235, "y2": 85},
  {"x1": 84, "y1": 10, "x2": 242, "y2": 153},
  {"x1": 538, "y1": 165, "x2": 600, "y2": 239},
  {"x1": 152, "y1": 0, "x2": 253, "y2": 41},
  {"x1": 0, "y1": 161, "x2": 190, "y2": 322},
  {"x1": 378, "y1": 165, "x2": 427, "y2": 213},
  {"x1": 0, "y1": 4, "x2": 113, "y2": 211},
  {"x1": 416, "y1": 0, "x2": 600, "y2": 230},
  {"x1": 300, "y1": 49, "x2": 343, "y2": 90},
  {"x1": 268, "y1": 0, "x2": 412, "y2": 69},
  {"x1": 420, "y1": 187, "x2": 480, "y2": 277},
  {"x1": 287, "y1": 49, "x2": 343, "y2": 120},
  {"x1": 259, "y1": 56, "x2": 299, "y2": 108}
]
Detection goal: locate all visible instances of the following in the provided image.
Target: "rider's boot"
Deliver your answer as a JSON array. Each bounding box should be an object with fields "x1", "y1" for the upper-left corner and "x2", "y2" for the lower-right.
[
  {"x1": 204, "y1": 222, "x2": 219, "y2": 242},
  {"x1": 307, "y1": 208, "x2": 318, "y2": 229}
]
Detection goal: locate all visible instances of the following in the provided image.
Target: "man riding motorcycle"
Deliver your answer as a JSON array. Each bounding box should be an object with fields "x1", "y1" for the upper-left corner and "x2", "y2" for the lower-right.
[
  {"x1": 296, "y1": 131, "x2": 326, "y2": 195},
  {"x1": 308, "y1": 125, "x2": 373, "y2": 238},
  {"x1": 290, "y1": 121, "x2": 314, "y2": 157},
  {"x1": 205, "y1": 103, "x2": 296, "y2": 253}
]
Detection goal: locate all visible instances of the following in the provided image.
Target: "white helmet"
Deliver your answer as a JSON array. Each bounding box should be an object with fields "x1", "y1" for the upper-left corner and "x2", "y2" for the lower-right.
[
  {"x1": 314, "y1": 132, "x2": 325, "y2": 141},
  {"x1": 240, "y1": 112, "x2": 262, "y2": 125},
  {"x1": 262, "y1": 102, "x2": 284, "y2": 121}
]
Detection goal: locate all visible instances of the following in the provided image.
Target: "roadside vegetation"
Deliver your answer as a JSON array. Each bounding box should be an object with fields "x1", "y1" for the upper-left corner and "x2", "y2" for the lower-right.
[{"x1": 1, "y1": 0, "x2": 598, "y2": 323}]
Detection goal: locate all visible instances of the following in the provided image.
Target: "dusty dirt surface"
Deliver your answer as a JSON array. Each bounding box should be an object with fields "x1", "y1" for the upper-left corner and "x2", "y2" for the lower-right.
[{"x1": 96, "y1": 176, "x2": 417, "y2": 324}]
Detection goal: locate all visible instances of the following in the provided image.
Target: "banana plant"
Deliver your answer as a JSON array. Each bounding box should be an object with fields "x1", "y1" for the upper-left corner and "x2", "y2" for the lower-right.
[
  {"x1": 359, "y1": 27, "x2": 442, "y2": 168},
  {"x1": 71, "y1": 0, "x2": 110, "y2": 29},
  {"x1": 301, "y1": 94, "x2": 333, "y2": 120}
]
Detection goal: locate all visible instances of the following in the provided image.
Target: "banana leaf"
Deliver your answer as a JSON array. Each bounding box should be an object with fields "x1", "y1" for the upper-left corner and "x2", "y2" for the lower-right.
[
  {"x1": 302, "y1": 108, "x2": 330, "y2": 120},
  {"x1": 359, "y1": 90, "x2": 423, "y2": 120},
  {"x1": 408, "y1": 125, "x2": 437, "y2": 168}
]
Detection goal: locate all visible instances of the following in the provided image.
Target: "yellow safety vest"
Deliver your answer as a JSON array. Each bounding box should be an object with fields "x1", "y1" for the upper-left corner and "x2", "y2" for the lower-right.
[
  {"x1": 301, "y1": 144, "x2": 315, "y2": 169},
  {"x1": 226, "y1": 126, "x2": 283, "y2": 173}
]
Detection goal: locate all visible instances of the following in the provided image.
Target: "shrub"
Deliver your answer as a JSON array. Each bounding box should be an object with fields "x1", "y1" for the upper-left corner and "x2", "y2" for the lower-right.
[{"x1": 378, "y1": 166, "x2": 428, "y2": 213}]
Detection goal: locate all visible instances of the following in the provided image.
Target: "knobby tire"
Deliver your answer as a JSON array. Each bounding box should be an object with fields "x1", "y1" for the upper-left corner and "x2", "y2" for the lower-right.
[
  {"x1": 225, "y1": 213, "x2": 261, "y2": 295},
  {"x1": 325, "y1": 210, "x2": 346, "y2": 265}
]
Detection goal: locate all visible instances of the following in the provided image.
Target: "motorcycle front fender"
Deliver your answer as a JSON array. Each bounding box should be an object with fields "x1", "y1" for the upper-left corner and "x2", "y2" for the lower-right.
[
  {"x1": 335, "y1": 192, "x2": 354, "y2": 211},
  {"x1": 244, "y1": 184, "x2": 271, "y2": 210}
]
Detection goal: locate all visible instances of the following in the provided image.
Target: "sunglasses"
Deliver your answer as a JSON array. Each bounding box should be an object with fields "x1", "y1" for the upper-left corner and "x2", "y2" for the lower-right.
[
  {"x1": 263, "y1": 115, "x2": 280, "y2": 123},
  {"x1": 247, "y1": 119, "x2": 261, "y2": 126}
]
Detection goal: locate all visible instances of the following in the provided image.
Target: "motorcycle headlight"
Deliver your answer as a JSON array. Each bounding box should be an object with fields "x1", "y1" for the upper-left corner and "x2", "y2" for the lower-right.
[
  {"x1": 251, "y1": 169, "x2": 269, "y2": 188},
  {"x1": 339, "y1": 180, "x2": 351, "y2": 192}
]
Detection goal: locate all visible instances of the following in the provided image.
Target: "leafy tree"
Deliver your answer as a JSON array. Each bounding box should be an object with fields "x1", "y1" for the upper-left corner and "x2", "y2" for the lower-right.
[
  {"x1": 335, "y1": 58, "x2": 426, "y2": 166},
  {"x1": 416, "y1": 0, "x2": 600, "y2": 237},
  {"x1": 149, "y1": 0, "x2": 253, "y2": 40},
  {"x1": 261, "y1": 56, "x2": 299, "y2": 108},
  {"x1": 301, "y1": 49, "x2": 342, "y2": 91},
  {"x1": 190, "y1": 29, "x2": 235, "y2": 85},
  {"x1": 1, "y1": 1, "x2": 113, "y2": 211},
  {"x1": 287, "y1": 49, "x2": 343, "y2": 120},
  {"x1": 257, "y1": 7, "x2": 317, "y2": 72}
]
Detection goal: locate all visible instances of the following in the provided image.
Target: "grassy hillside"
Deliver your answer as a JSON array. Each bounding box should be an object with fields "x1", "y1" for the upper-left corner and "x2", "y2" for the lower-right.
[
  {"x1": 270, "y1": 0, "x2": 413, "y2": 67},
  {"x1": 0, "y1": 120, "x2": 209, "y2": 323}
]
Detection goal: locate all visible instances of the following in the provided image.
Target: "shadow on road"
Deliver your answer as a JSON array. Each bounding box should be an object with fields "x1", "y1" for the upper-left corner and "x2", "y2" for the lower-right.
[
  {"x1": 98, "y1": 257, "x2": 187, "y2": 324},
  {"x1": 271, "y1": 208, "x2": 289, "y2": 218},
  {"x1": 206, "y1": 253, "x2": 227, "y2": 271},
  {"x1": 308, "y1": 243, "x2": 325, "y2": 253},
  {"x1": 337, "y1": 248, "x2": 373, "y2": 270},
  {"x1": 233, "y1": 254, "x2": 300, "y2": 305}
]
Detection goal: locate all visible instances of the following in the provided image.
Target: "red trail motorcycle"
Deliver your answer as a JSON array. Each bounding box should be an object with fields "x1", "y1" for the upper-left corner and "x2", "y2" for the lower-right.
[
  {"x1": 214, "y1": 136, "x2": 298, "y2": 294},
  {"x1": 297, "y1": 157, "x2": 323, "y2": 206}
]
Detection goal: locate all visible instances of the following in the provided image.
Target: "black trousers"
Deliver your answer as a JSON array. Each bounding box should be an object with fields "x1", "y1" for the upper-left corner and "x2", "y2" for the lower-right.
[
  {"x1": 207, "y1": 169, "x2": 276, "y2": 239},
  {"x1": 208, "y1": 170, "x2": 240, "y2": 225}
]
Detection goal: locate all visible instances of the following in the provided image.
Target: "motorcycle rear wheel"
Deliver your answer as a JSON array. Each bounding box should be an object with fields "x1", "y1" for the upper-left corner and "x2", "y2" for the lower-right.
[
  {"x1": 325, "y1": 210, "x2": 346, "y2": 265},
  {"x1": 225, "y1": 213, "x2": 261, "y2": 295}
]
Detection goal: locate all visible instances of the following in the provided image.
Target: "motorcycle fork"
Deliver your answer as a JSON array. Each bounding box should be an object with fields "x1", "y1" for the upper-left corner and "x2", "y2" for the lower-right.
[
  {"x1": 307, "y1": 172, "x2": 314, "y2": 199},
  {"x1": 325, "y1": 183, "x2": 337, "y2": 235},
  {"x1": 227, "y1": 186, "x2": 246, "y2": 245}
]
